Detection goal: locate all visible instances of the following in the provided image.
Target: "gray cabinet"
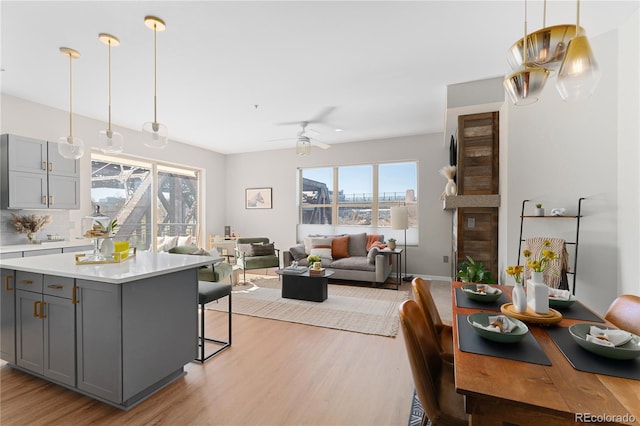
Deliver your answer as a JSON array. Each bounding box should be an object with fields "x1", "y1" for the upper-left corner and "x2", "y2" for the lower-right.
[
  {"x1": 15, "y1": 272, "x2": 75, "y2": 386},
  {"x1": 0, "y1": 269, "x2": 16, "y2": 363},
  {"x1": 1, "y1": 134, "x2": 80, "y2": 209}
]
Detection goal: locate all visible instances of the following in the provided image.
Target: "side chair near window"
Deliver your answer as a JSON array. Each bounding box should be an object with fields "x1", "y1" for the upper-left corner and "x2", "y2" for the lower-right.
[
  {"x1": 604, "y1": 294, "x2": 640, "y2": 336},
  {"x1": 235, "y1": 237, "x2": 280, "y2": 283},
  {"x1": 399, "y1": 300, "x2": 468, "y2": 426},
  {"x1": 412, "y1": 277, "x2": 454, "y2": 362}
]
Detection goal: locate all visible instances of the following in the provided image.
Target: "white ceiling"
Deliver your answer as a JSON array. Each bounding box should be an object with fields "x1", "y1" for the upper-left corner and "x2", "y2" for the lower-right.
[{"x1": 1, "y1": 1, "x2": 638, "y2": 154}]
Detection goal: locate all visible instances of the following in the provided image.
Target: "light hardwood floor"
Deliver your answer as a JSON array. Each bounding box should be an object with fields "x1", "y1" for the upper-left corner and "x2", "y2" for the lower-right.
[{"x1": 0, "y1": 276, "x2": 446, "y2": 426}]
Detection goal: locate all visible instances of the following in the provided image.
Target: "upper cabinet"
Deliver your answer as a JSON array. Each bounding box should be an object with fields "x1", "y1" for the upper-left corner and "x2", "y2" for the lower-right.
[{"x1": 1, "y1": 134, "x2": 80, "y2": 209}]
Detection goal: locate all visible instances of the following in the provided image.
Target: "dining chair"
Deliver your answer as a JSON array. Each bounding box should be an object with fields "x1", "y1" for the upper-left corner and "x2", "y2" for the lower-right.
[
  {"x1": 412, "y1": 277, "x2": 454, "y2": 361},
  {"x1": 399, "y1": 300, "x2": 468, "y2": 426},
  {"x1": 604, "y1": 294, "x2": 640, "y2": 335}
]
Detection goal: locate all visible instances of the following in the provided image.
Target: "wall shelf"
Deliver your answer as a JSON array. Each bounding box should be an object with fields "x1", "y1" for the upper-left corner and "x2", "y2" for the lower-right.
[{"x1": 442, "y1": 194, "x2": 500, "y2": 210}]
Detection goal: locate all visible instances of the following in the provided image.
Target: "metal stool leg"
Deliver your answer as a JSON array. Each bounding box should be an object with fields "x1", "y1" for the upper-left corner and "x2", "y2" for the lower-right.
[{"x1": 196, "y1": 283, "x2": 232, "y2": 363}]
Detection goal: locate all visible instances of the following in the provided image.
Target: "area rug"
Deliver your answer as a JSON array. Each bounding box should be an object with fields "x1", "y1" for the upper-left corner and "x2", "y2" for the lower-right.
[
  {"x1": 408, "y1": 389, "x2": 429, "y2": 426},
  {"x1": 206, "y1": 277, "x2": 409, "y2": 337}
]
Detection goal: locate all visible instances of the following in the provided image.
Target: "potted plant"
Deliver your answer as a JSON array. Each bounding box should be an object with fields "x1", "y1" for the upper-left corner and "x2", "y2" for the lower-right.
[
  {"x1": 307, "y1": 254, "x2": 321, "y2": 265},
  {"x1": 387, "y1": 238, "x2": 397, "y2": 250},
  {"x1": 457, "y1": 256, "x2": 495, "y2": 283},
  {"x1": 535, "y1": 203, "x2": 545, "y2": 216}
]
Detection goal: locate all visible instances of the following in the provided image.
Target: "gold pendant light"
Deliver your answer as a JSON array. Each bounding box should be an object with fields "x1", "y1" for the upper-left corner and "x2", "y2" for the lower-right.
[
  {"x1": 58, "y1": 47, "x2": 84, "y2": 159},
  {"x1": 556, "y1": 0, "x2": 601, "y2": 101},
  {"x1": 507, "y1": 0, "x2": 580, "y2": 73},
  {"x1": 504, "y1": 0, "x2": 550, "y2": 106},
  {"x1": 142, "y1": 16, "x2": 168, "y2": 148},
  {"x1": 98, "y1": 33, "x2": 124, "y2": 154}
]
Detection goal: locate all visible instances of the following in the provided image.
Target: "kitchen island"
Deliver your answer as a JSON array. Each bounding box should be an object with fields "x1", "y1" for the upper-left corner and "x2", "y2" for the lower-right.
[{"x1": 0, "y1": 251, "x2": 219, "y2": 409}]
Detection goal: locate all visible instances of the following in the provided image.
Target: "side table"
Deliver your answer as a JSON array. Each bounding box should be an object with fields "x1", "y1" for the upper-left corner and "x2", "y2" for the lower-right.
[{"x1": 382, "y1": 248, "x2": 403, "y2": 290}]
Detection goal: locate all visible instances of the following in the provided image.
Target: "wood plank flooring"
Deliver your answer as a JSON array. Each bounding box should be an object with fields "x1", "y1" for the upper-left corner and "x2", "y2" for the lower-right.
[{"x1": 0, "y1": 276, "x2": 441, "y2": 426}]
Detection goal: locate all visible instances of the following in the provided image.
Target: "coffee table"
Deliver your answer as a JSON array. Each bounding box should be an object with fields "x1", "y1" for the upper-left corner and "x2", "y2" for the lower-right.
[{"x1": 276, "y1": 269, "x2": 335, "y2": 302}]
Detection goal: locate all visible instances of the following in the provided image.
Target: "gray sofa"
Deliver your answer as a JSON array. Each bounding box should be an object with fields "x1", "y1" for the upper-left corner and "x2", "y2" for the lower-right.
[{"x1": 282, "y1": 233, "x2": 392, "y2": 285}]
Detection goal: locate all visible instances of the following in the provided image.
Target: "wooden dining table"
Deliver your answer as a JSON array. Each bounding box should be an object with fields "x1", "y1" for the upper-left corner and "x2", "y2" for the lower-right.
[{"x1": 451, "y1": 282, "x2": 640, "y2": 426}]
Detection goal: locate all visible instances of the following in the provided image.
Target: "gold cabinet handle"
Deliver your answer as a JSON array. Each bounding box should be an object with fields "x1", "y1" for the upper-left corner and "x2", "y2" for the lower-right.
[
  {"x1": 21, "y1": 280, "x2": 34, "y2": 285},
  {"x1": 43, "y1": 195, "x2": 48, "y2": 205},
  {"x1": 42, "y1": 161, "x2": 47, "y2": 171},
  {"x1": 72, "y1": 286, "x2": 79, "y2": 305},
  {"x1": 49, "y1": 162, "x2": 54, "y2": 173},
  {"x1": 34, "y1": 301, "x2": 41, "y2": 317},
  {"x1": 49, "y1": 195, "x2": 54, "y2": 206},
  {"x1": 5, "y1": 275, "x2": 13, "y2": 291},
  {"x1": 47, "y1": 284, "x2": 64, "y2": 289},
  {"x1": 39, "y1": 302, "x2": 47, "y2": 319}
]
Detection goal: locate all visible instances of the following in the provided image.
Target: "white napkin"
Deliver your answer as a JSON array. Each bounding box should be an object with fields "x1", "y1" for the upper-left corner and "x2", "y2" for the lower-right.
[
  {"x1": 548, "y1": 288, "x2": 571, "y2": 300},
  {"x1": 466, "y1": 284, "x2": 499, "y2": 295},
  {"x1": 586, "y1": 326, "x2": 632, "y2": 347},
  {"x1": 473, "y1": 315, "x2": 516, "y2": 334}
]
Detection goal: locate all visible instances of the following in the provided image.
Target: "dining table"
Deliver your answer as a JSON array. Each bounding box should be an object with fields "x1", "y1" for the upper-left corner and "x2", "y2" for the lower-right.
[{"x1": 451, "y1": 281, "x2": 640, "y2": 426}]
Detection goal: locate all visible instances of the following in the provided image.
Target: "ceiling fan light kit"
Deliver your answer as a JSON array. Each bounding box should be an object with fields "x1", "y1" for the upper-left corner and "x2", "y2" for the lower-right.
[
  {"x1": 98, "y1": 33, "x2": 124, "y2": 154},
  {"x1": 58, "y1": 47, "x2": 85, "y2": 160},
  {"x1": 142, "y1": 15, "x2": 169, "y2": 149},
  {"x1": 504, "y1": 0, "x2": 599, "y2": 105}
]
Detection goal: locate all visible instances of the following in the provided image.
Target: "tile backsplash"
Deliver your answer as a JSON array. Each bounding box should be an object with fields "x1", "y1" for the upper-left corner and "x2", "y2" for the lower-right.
[{"x1": 0, "y1": 209, "x2": 71, "y2": 246}]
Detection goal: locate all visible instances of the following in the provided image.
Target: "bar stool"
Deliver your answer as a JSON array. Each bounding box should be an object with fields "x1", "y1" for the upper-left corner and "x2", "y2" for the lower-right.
[{"x1": 197, "y1": 281, "x2": 232, "y2": 362}]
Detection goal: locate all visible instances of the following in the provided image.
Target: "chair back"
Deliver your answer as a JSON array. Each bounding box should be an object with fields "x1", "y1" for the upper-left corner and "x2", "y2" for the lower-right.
[
  {"x1": 412, "y1": 277, "x2": 445, "y2": 330},
  {"x1": 604, "y1": 294, "x2": 640, "y2": 335},
  {"x1": 399, "y1": 300, "x2": 443, "y2": 422},
  {"x1": 236, "y1": 237, "x2": 270, "y2": 246}
]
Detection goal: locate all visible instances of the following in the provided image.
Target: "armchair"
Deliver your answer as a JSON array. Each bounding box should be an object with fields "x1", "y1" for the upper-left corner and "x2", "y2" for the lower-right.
[{"x1": 235, "y1": 237, "x2": 280, "y2": 283}]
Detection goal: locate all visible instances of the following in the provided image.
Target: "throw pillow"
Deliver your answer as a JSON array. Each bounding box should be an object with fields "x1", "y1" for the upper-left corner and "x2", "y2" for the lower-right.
[
  {"x1": 177, "y1": 235, "x2": 193, "y2": 247},
  {"x1": 309, "y1": 237, "x2": 333, "y2": 260},
  {"x1": 251, "y1": 242, "x2": 275, "y2": 256},
  {"x1": 237, "y1": 243, "x2": 253, "y2": 256},
  {"x1": 331, "y1": 235, "x2": 350, "y2": 259},
  {"x1": 367, "y1": 246, "x2": 380, "y2": 264},
  {"x1": 348, "y1": 233, "x2": 368, "y2": 257},
  {"x1": 290, "y1": 244, "x2": 307, "y2": 261},
  {"x1": 168, "y1": 244, "x2": 199, "y2": 255},
  {"x1": 304, "y1": 234, "x2": 322, "y2": 255}
]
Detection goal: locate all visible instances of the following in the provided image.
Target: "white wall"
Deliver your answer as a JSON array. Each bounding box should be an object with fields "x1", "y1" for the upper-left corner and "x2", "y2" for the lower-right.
[
  {"x1": 225, "y1": 134, "x2": 452, "y2": 278},
  {"x1": 503, "y1": 21, "x2": 640, "y2": 314},
  {"x1": 0, "y1": 95, "x2": 226, "y2": 246}
]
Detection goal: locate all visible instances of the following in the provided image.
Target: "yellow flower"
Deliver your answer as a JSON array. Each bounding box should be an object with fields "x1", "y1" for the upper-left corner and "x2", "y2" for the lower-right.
[
  {"x1": 524, "y1": 243, "x2": 556, "y2": 272},
  {"x1": 506, "y1": 265, "x2": 524, "y2": 283}
]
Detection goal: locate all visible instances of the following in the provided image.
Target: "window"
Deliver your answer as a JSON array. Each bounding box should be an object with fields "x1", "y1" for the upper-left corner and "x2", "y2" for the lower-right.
[
  {"x1": 91, "y1": 153, "x2": 201, "y2": 251},
  {"x1": 299, "y1": 162, "x2": 418, "y2": 228}
]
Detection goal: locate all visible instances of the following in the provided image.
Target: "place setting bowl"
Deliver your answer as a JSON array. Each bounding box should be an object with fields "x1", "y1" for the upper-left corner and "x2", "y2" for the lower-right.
[
  {"x1": 461, "y1": 284, "x2": 503, "y2": 302},
  {"x1": 467, "y1": 312, "x2": 529, "y2": 343},
  {"x1": 569, "y1": 323, "x2": 640, "y2": 360}
]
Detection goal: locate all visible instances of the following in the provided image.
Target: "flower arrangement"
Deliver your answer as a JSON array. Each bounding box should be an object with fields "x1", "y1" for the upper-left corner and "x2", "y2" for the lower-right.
[
  {"x1": 11, "y1": 213, "x2": 52, "y2": 235},
  {"x1": 439, "y1": 165, "x2": 457, "y2": 199},
  {"x1": 307, "y1": 254, "x2": 321, "y2": 264},
  {"x1": 439, "y1": 165, "x2": 456, "y2": 181},
  {"x1": 505, "y1": 265, "x2": 524, "y2": 284},
  {"x1": 523, "y1": 240, "x2": 557, "y2": 272}
]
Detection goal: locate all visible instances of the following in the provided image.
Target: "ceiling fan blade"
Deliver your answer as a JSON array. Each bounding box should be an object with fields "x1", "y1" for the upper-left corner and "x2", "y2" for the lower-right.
[
  {"x1": 301, "y1": 127, "x2": 319, "y2": 138},
  {"x1": 314, "y1": 141, "x2": 331, "y2": 150},
  {"x1": 308, "y1": 106, "x2": 336, "y2": 124}
]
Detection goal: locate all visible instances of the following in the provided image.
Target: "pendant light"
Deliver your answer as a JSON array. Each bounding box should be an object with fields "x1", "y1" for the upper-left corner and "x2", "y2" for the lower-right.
[
  {"x1": 503, "y1": 0, "x2": 550, "y2": 106},
  {"x1": 556, "y1": 0, "x2": 601, "y2": 101},
  {"x1": 98, "y1": 33, "x2": 124, "y2": 154},
  {"x1": 142, "y1": 16, "x2": 168, "y2": 148},
  {"x1": 507, "y1": 0, "x2": 580, "y2": 73},
  {"x1": 58, "y1": 47, "x2": 84, "y2": 159}
]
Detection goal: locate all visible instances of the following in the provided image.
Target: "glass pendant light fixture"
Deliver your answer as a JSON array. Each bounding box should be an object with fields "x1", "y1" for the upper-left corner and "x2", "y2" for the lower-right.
[
  {"x1": 142, "y1": 16, "x2": 168, "y2": 148},
  {"x1": 507, "y1": 0, "x2": 580, "y2": 73},
  {"x1": 296, "y1": 136, "x2": 311, "y2": 155},
  {"x1": 556, "y1": 0, "x2": 601, "y2": 101},
  {"x1": 58, "y1": 47, "x2": 84, "y2": 159},
  {"x1": 504, "y1": 0, "x2": 550, "y2": 106},
  {"x1": 98, "y1": 33, "x2": 124, "y2": 154}
]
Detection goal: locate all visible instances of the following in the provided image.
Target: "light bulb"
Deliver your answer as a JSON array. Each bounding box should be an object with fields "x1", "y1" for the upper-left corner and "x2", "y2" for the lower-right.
[
  {"x1": 98, "y1": 129, "x2": 124, "y2": 154},
  {"x1": 556, "y1": 34, "x2": 601, "y2": 101},
  {"x1": 142, "y1": 121, "x2": 168, "y2": 148},
  {"x1": 58, "y1": 136, "x2": 84, "y2": 159}
]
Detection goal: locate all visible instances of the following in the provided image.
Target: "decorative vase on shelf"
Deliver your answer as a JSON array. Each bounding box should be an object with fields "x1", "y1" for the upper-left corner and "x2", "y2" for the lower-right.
[
  {"x1": 388, "y1": 241, "x2": 397, "y2": 250},
  {"x1": 100, "y1": 237, "x2": 115, "y2": 256},
  {"x1": 535, "y1": 206, "x2": 545, "y2": 216},
  {"x1": 445, "y1": 179, "x2": 457, "y2": 196},
  {"x1": 512, "y1": 283, "x2": 527, "y2": 313},
  {"x1": 27, "y1": 232, "x2": 36, "y2": 244}
]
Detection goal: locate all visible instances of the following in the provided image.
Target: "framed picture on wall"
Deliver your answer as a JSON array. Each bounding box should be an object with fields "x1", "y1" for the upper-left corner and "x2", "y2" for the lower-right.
[{"x1": 246, "y1": 187, "x2": 272, "y2": 209}]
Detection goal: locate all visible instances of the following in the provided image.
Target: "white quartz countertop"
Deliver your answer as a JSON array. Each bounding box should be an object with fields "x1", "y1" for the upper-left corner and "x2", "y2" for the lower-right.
[
  {"x1": 0, "y1": 251, "x2": 222, "y2": 284},
  {"x1": 0, "y1": 238, "x2": 93, "y2": 254}
]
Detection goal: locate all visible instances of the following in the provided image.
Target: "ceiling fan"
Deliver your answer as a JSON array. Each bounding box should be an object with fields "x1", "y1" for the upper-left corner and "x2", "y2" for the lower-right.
[{"x1": 295, "y1": 121, "x2": 331, "y2": 155}]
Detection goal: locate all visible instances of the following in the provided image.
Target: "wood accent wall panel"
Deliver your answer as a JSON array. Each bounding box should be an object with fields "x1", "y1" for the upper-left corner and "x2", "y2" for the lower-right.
[
  {"x1": 457, "y1": 207, "x2": 499, "y2": 279},
  {"x1": 457, "y1": 112, "x2": 499, "y2": 195}
]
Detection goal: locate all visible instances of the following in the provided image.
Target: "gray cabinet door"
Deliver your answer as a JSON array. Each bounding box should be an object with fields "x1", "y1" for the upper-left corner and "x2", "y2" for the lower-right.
[
  {"x1": 43, "y1": 294, "x2": 75, "y2": 386},
  {"x1": 0, "y1": 269, "x2": 16, "y2": 363},
  {"x1": 48, "y1": 174, "x2": 80, "y2": 209},
  {"x1": 16, "y1": 289, "x2": 44, "y2": 374},
  {"x1": 6, "y1": 134, "x2": 47, "y2": 174},
  {"x1": 46, "y1": 142, "x2": 79, "y2": 177},
  {"x1": 7, "y1": 171, "x2": 48, "y2": 209},
  {"x1": 76, "y1": 279, "x2": 122, "y2": 403}
]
